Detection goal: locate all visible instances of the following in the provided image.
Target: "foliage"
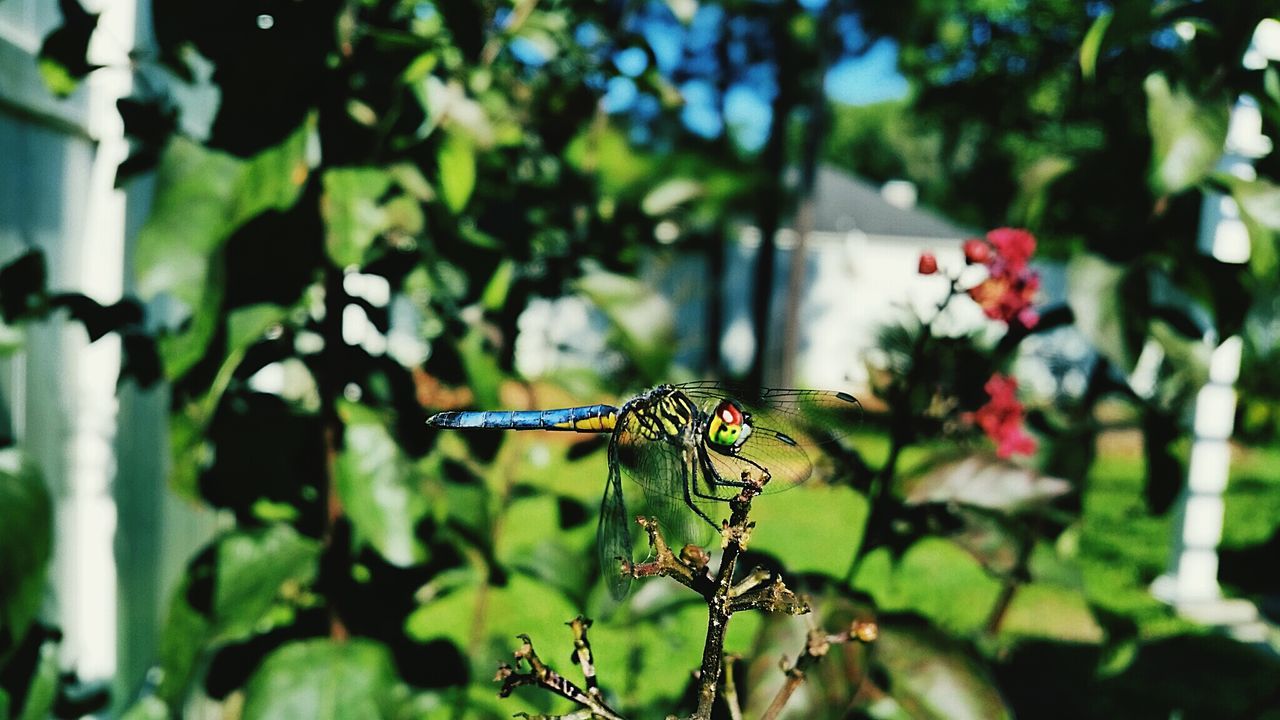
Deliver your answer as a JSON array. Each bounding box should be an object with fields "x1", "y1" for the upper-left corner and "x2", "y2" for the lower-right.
[{"x1": 10, "y1": 0, "x2": 1280, "y2": 718}]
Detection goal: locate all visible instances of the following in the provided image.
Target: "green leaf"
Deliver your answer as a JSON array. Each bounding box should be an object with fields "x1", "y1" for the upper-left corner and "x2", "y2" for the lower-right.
[
  {"x1": 241, "y1": 639, "x2": 406, "y2": 720},
  {"x1": 873, "y1": 623, "x2": 1012, "y2": 720},
  {"x1": 321, "y1": 167, "x2": 393, "y2": 268},
  {"x1": 155, "y1": 525, "x2": 319, "y2": 705},
  {"x1": 1230, "y1": 177, "x2": 1280, "y2": 277},
  {"x1": 479, "y1": 259, "x2": 516, "y2": 311},
  {"x1": 437, "y1": 131, "x2": 476, "y2": 213},
  {"x1": 749, "y1": 484, "x2": 867, "y2": 577},
  {"x1": 1066, "y1": 253, "x2": 1139, "y2": 374},
  {"x1": 1078, "y1": 10, "x2": 1112, "y2": 81},
  {"x1": 574, "y1": 268, "x2": 675, "y2": 383},
  {"x1": 456, "y1": 326, "x2": 502, "y2": 410},
  {"x1": 165, "y1": 304, "x2": 286, "y2": 499},
  {"x1": 16, "y1": 639, "x2": 59, "y2": 720},
  {"x1": 119, "y1": 697, "x2": 170, "y2": 720},
  {"x1": 212, "y1": 524, "x2": 321, "y2": 641},
  {"x1": 998, "y1": 582, "x2": 1104, "y2": 643},
  {"x1": 135, "y1": 118, "x2": 312, "y2": 379},
  {"x1": 335, "y1": 402, "x2": 429, "y2": 566},
  {"x1": 0, "y1": 455, "x2": 51, "y2": 666},
  {"x1": 641, "y1": 177, "x2": 703, "y2": 215},
  {"x1": 321, "y1": 168, "x2": 425, "y2": 268},
  {"x1": 887, "y1": 538, "x2": 1003, "y2": 635},
  {"x1": 1144, "y1": 73, "x2": 1228, "y2": 196},
  {"x1": 37, "y1": 0, "x2": 101, "y2": 97},
  {"x1": 227, "y1": 303, "x2": 287, "y2": 355}
]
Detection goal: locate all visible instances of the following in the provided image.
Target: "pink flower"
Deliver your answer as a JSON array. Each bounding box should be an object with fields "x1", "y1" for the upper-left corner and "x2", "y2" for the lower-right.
[
  {"x1": 985, "y1": 227, "x2": 1036, "y2": 268},
  {"x1": 969, "y1": 374, "x2": 1038, "y2": 458},
  {"x1": 918, "y1": 252, "x2": 938, "y2": 275},
  {"x1": 965, "y1": 228, "x2": 1041, "y2": 328}
]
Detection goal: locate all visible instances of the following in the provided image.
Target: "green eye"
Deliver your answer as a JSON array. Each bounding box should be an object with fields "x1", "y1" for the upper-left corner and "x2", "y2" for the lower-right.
[{"x1": 712, "y1": 424, "x2": 739, "y2": 445}]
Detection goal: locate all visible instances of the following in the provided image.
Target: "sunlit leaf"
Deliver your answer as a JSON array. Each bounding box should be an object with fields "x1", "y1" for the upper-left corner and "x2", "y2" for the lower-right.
[
  {"x1": 0, "y1": 456, "x2": 52, "y2": 666},
  {"x1": 321, "y1": 167, "x2": 394, "y2": 268},
  {"x1": 456, "y1": 326, "x2": 502, "y2": 410},
  {"x1": 749, "y1": 484, "x2": 868, "y2": 577},
  {"x1": 1078, "y1": 10, "x2": 1112, "y2": 81},
  {"x1": 335, "y1": 401, "x2": 429, "y2": 566},
  {"x1": 136, "y1": 118, "x2": 312, "y2": 379},
  {"x1": 437, "y1": 130, "x2": 476, "y2": 213},
  {"x1": 902, "y1": 455, "x2": 1071, "y2": 513},
  {"x1": 327, "y1": 181, "x2": 421, "y2": 265},
  {"x1": 873, "y1": 623, "x2": 1012, "y2": 720},
  {"x1": 1067, "y1": 253, "x2": 1139, "y2": 373},
  {"x1": 641, "y1": 177, "x2": 703, "y2": 215},
  {"x1": 212, "y1": 524, "x2": 320, "y2": 641},
  {"x1": 241, "y1": 639, "x2": 406, "y2": 720},
  {"x1": 998, "y1": 582, "x2": 1104, "y2": 644},
  {"x1": 891, "y1": 539, "x2": 1002, "y2": 635},
  {"x1": 480, "y1": 258, "x2": 515, "y2": 311},
  {"x1": 1144, "y1": 73, "x2": 1228, "y2": 196},
  {"x1": 574, "y1": 268, "x2": 675, "y2": 383},
  {"x1": 227, "y1": 303, "x2": 287, "y2": 354},
  {"x1": 1230, "y1": 176, "x2": 1280, "y2": 277}
]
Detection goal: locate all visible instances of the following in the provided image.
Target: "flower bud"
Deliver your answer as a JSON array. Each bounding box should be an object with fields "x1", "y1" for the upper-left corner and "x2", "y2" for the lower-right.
[
  {"x1": 918, "y1": 252, "x2": 938, "y2": 275},
  {"x1": 963, "y1": 239, "x2": 990, "y2": 264}
]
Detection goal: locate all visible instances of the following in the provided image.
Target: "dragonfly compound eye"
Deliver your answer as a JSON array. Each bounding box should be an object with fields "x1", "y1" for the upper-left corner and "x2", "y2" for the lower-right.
[{"x1": 708, "y1": 400, "x2": 748, "y2": 448}]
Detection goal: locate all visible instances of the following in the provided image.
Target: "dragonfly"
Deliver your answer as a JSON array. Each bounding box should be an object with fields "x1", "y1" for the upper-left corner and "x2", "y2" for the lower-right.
[{"x1": 426, "y1": 382, "x2": 861, "y2": 598}]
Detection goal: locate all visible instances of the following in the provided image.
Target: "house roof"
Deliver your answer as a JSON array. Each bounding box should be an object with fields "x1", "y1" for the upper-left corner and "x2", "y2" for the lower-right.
[{"x1": 804, "y1": 164, "x2": 975, "y2": 239}]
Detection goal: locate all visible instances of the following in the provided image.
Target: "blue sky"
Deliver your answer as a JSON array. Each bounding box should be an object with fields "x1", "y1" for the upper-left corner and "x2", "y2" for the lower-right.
[
  {"x1": 825, "y1": 39, "x2": 910, "y2": 106},
  {"x1": 509, "y1": 3, "x2": 910, "y2": 151}
]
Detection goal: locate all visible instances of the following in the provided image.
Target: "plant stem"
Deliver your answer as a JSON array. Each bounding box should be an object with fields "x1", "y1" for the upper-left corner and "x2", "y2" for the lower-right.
[
  {"x1": 320, "y1": 263, "x2": 350, "y2": 641},
  {"x1": 692, "y1": 496, "x2": 752, "y2": 720},
  {"x1": 846, "y1": 275, "x2": 962, "y2": 584}
]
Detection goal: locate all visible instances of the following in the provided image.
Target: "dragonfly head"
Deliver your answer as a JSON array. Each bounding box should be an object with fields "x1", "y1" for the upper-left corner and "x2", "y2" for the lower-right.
[{"x1": 706, "y1": 399, "x2": 752, "y2": 452}]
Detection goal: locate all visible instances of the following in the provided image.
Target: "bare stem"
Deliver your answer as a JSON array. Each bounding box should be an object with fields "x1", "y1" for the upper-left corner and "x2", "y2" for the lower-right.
[
  {"x1": 759, "y1": 618, "x2": 879, "y2": 720},
  {"x1": 691, "y1": 493, "x2": 754, "y2": 719},
  {"x1": 496, "y1": 628, "x2": 625, "y2": 720},
  {"x1": 722, "y1": 655, "x2": 743, "y2": 720}
]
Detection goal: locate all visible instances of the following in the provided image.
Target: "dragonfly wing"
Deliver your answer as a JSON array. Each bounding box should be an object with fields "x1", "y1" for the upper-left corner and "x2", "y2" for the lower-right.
[
  {"x1": 597, "y1": 456, "x2": 633, "y2": 600},
  {"x1": 697, "y1": 428, "x2": 818, "y2": 497},
  {"x1": 614, "y1": 410, "x2": 715, "y2": 548},
  {"x1": 676, "y1": 383, "x2": 863, "y2": 492}
]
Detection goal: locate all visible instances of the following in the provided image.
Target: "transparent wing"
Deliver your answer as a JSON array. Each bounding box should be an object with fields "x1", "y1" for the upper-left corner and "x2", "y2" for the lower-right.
[
  {"x1": 597, "y1": 454, "x2": 633, "y2": 600},
  {"x1": 675, "y1": 382, "x2": 863, "y2": 493},
  {"x1": 613, "y1": 408, "x2": 716, "y2": 549},
  {"x1": 695, "y1": 427, "x2": 816, "y2": 497}
]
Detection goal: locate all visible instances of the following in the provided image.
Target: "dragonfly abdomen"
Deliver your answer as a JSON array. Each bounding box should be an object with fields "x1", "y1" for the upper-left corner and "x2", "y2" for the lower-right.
[{"x1": 427, "y1": 404, "x2": 619, "y2": 433}]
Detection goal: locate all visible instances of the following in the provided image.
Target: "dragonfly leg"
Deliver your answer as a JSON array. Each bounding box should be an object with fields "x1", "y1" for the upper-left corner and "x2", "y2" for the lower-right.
[
  {"x1": 682, "y1": 451, "x2": 719, "y2": 528},
  {"x1": 697, "y1": 444, "x2": 771, "y2": 493}
]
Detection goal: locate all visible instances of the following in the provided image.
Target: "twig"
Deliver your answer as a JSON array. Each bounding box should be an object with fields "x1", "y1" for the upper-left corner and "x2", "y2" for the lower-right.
[
  {"x1": 567, "y1": 616, "x2": 609, "y2": 708},
  {"x1": 722, "y1": 655, "x2": 744, "y2": 720},
  {"x1": 496, "y1": 628, "x2": 625, "y2": 720},
  {"x1": 758, "y1": 618, "x2": 879, "y2": 720},
  {"x1": 691, "y1": 491, "x2": 755, "y2": 719},
  {"x1": 624, "y1": 517, "x2": 715, "y2": 597}
]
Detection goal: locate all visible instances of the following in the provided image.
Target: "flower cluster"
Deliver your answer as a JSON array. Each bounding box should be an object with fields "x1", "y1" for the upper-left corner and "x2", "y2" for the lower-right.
[
  {"x1": 963, "y1": 228, "x2": 1040, "y2": 328},
  {"x1": 969, "y1": 374, "x2": 1037, "y2": 458}
]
